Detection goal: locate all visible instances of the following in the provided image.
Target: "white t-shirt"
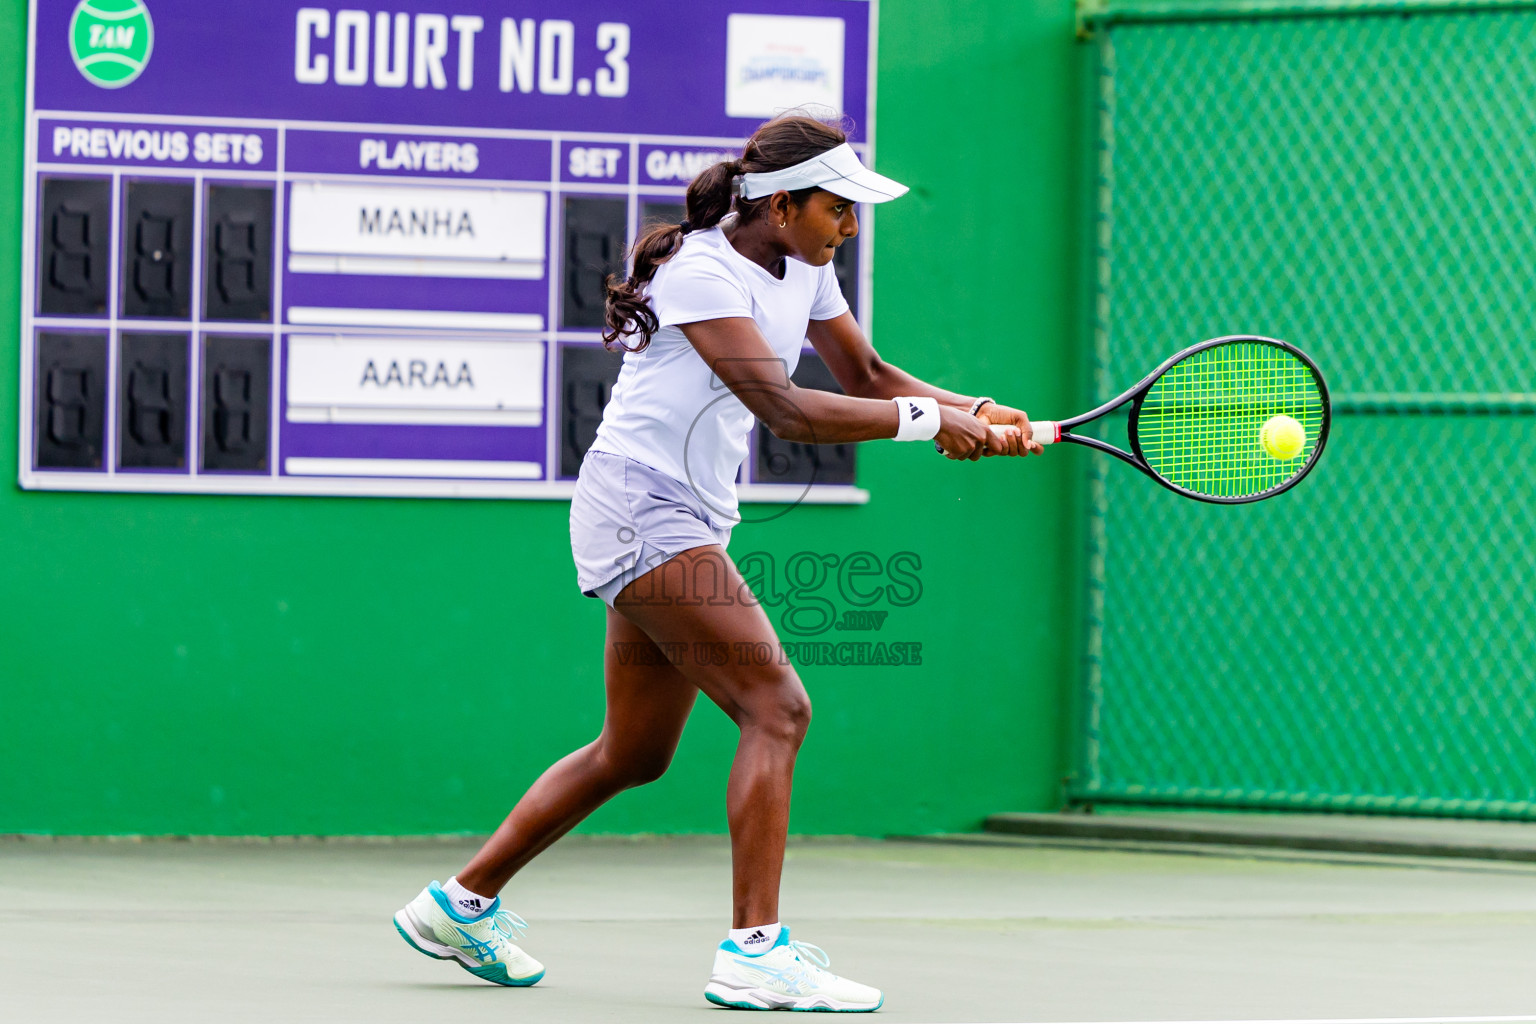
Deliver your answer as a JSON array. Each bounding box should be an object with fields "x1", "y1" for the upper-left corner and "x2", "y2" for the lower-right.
[{"x1": 589, "y1": 223, "x2": 850, "y2": 523}]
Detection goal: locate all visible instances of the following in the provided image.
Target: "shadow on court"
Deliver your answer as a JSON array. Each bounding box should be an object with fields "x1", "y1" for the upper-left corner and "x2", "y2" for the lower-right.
[{"x1": 4, "y1": 835, "x2": 1536, "y2": 1023}]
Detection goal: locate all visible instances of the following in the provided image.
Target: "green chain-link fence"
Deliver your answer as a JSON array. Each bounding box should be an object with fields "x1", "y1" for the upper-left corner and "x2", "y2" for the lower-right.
[{"x1": 1073, "y1": 2, "x2": 1536, "y2": 817}]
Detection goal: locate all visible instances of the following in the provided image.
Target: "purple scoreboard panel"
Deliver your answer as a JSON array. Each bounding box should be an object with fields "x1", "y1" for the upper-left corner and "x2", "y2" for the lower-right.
[{"x1": 20, "y1": 0, "x2": 877, "y2": 501}]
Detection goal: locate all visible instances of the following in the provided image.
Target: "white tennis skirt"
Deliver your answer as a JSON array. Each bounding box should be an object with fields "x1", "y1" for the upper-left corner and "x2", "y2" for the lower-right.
[{"x1": 570, "y1": 450, "x2": 733, "y2": 607}]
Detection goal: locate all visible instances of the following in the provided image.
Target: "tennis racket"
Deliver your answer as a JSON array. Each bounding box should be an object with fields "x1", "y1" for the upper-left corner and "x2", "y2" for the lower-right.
[{"x1": 1003, "y1": 335, "x2": 1330, "y2": 504}]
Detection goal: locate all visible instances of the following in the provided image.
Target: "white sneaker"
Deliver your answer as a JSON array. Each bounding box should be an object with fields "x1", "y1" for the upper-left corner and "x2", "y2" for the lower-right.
[
  {"x1": 393, "y1": 880, "x2": 545, "y2": 986},
  {"x1": 704, "y1": 926, "x2": 883, "y2": 1011}
]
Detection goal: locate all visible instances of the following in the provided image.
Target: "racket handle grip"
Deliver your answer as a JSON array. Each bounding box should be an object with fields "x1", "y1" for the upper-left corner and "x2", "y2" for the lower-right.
[
  {"x1": 940, "y1": 421, "x2": 1059, "y2": 455},
  {"x1": 990, "y1": 421, "x2": 1059, "y2": 444}
]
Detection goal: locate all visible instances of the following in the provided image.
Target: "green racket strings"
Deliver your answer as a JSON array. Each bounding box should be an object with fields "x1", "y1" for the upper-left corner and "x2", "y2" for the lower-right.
[{"x1": 1135, "y1": 341, "x2": 1325, "y2": 500}]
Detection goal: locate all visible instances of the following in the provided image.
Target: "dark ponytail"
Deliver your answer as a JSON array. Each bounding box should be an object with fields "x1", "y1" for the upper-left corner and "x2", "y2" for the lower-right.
[
  {"x1": 602, "y1": 113, "x2": 849, "y2": 352},
  {"x1": 602, "y1": 158, "x2": 742, "y2": 351}
]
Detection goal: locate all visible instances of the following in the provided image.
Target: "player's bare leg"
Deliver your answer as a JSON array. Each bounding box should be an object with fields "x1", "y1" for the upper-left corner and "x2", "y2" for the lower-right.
[
  {"x1": 394, "y1": 611, "x2": 697, "y2": 985},
  {"x1": 460, "y1": 544, "x2": 804, "y2": 925},
  {"x1": 403, "y1": 544, "x2": 879, "y2": 1008},
  {"x1": 610, "y1": 545, "x2": 811, "y2": 929},
  {"x1": 456, "y1": 611, "x2": 699, "y2": 894},
  {"x1": 610, "y1": 546, "x2": 881, "y2": 1011}
]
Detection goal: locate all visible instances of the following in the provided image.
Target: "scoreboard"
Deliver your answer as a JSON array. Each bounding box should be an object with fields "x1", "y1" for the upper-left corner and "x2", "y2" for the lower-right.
[{"x1": 21, "y1": 0, "x2": 877, "y2": 502}]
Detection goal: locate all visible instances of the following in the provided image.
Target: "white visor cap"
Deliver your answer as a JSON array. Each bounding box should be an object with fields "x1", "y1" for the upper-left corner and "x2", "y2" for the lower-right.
[{"x1": 738, "y1": 143, "x2": 909, "y2": 204}]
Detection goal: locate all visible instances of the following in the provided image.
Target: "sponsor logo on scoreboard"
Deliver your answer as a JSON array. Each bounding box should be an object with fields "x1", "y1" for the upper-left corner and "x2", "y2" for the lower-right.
[
  {"x1": 724, "y1": 14, "x2": 844, "y2": 119},
  {"x1": 70, "y1": 0, "x2": 154, "y2": 89}
]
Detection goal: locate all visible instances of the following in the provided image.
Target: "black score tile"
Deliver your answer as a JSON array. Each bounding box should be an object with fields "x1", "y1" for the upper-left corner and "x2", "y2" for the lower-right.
[
  {"x1": 203, "y1": 186, "x2": 274, "y2": 322},
  {"x1": 562, "y1": 196, "x2": 627, "y2": 329},
  {"x1": 200, "y1": 334, "x2": 271, "y2": 472},
  {"x1": 118, "y1": 333, "x2": 189, "y2": 470},
  {"x1": 121, "y1": 181, "x2": 194, "y2": 319},
  {"x1": 39, "y1": 178, "x2": 110, "y2": 316},
  {"x1": 34, "y1": 332, "x2": 107, "y2": 470}
]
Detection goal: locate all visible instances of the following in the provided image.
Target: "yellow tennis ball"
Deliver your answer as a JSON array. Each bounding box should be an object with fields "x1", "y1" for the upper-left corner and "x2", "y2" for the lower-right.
[{"x1": 1260, "y1": 414, "x2": 1306, "y2": 460}]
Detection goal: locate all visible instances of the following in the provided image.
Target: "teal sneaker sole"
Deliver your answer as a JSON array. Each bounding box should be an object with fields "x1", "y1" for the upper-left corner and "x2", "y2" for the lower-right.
[
  {"x1": 393, "y1": 920, "x2": 546, "y2": 988},
  {"x1": 705, "y1": 989, "x2": 883, "y2": 1012}
]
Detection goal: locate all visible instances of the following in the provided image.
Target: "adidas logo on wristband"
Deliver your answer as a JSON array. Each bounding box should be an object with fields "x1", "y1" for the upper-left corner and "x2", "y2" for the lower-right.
[{"x1": 893, "y1": 396, "x2": 940, "y2": 442}]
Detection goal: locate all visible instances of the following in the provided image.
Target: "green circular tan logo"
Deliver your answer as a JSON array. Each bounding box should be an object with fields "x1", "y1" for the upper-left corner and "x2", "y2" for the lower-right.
[{"x1": 69, "y1": 0, "x2": 154, "y2": 89}]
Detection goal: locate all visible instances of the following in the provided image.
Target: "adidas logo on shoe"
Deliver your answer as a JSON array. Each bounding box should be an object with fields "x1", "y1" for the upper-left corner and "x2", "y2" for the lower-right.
[{"x1": 742, "y1": 929, "x2": 770, "y2": 946}]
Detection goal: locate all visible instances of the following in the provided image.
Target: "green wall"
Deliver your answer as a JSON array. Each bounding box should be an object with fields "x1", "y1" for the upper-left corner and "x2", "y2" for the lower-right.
[{"x1": 0, "y1": 0, "x2": 1086, "y2": 836}]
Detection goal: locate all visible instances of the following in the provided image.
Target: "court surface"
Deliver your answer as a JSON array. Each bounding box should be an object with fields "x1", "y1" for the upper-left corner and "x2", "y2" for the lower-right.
[{"x1": 5, "y1": 835, "x2": 1536, "y2": 1023}]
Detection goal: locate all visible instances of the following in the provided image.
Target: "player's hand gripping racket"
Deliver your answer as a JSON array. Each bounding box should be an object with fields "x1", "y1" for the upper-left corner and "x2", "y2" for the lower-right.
[{"x1": 1016, "y1": 335, "x2": 1330, "y2": 503}]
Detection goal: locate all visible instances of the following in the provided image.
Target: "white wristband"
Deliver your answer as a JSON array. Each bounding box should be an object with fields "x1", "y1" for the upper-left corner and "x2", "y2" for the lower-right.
[{"x1": 892, "y1": 396, "x2": 941, "y2": 442}]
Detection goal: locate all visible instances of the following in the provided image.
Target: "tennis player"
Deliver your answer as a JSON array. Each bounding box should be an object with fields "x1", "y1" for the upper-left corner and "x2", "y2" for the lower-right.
[{"x1": 393, "y1": 113, "x2": 1042, "y2": 1012}]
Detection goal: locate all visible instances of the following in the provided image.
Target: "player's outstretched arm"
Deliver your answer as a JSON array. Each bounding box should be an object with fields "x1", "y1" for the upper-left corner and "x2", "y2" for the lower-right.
[{"x1": 679, "y1": 317, "x2": 995, "y2": 458}]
